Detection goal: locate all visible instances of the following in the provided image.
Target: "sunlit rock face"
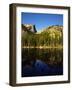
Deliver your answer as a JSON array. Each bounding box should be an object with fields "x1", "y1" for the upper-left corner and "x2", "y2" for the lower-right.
[{"x1": 22, "y1": 24, "x2": 37, "y2": 33}]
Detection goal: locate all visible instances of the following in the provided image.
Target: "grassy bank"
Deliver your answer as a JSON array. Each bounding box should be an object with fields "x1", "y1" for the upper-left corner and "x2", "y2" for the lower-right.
[{"x1": 22, "y1": 46, "x2": 63, "y2": 49}]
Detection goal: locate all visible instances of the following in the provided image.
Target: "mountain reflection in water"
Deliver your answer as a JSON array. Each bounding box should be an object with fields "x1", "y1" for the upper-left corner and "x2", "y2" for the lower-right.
[{"x1": 22, "y1": 48, "x2": 63, "y2": 77}]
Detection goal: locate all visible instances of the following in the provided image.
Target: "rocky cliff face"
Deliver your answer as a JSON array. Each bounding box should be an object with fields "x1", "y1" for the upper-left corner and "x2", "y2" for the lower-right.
[{"x1": 22, "y1": 24, "x2": 37, "y2": 33}]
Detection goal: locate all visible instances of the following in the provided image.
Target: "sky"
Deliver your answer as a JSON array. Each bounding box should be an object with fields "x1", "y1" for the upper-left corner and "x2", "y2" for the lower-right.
[{"x1": 21, "y1": 12, "x2": 63, "y2": 32}]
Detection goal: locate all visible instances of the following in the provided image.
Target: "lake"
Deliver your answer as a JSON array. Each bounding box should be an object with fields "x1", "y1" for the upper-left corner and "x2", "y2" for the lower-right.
[{"x1": 22, "y1": 48, "x2": 63, "y2": 77}]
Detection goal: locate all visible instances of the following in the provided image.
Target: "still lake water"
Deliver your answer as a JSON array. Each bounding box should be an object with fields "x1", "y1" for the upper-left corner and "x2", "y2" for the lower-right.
[{"x1": 22, "y1": 48, "x2": 63, "y2": 77}]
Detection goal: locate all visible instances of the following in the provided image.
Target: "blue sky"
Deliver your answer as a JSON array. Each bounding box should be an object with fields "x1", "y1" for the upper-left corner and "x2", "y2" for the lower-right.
[{"x1": 21, "y1": 12, "x2": 63, "y2": 32}]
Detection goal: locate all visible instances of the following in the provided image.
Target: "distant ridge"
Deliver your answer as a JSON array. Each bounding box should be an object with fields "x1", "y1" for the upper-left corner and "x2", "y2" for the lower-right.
[
  {"x1": 22, "y1": 24, "x2": 63, "y2": 35},
  {"x1": 36, "y1": 25, "x2": 63, "y2": 34},
  {"x1": 41, "y1": 25, "x2": 63, "y2": 33}
]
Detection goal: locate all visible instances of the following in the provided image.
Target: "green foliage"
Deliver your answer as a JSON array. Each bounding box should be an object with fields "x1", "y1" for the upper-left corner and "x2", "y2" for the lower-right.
[{"x1": 22, "y1": 25, "x2": 63, "y2": 47}]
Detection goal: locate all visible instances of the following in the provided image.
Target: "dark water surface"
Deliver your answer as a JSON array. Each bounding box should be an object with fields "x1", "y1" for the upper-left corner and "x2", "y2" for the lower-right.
[{"x1": 22, "y1": 48, "x2": 63, "y2": 77}]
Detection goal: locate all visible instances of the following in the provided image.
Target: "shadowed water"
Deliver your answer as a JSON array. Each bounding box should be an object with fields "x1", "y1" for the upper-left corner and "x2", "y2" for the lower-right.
[{"x1": 22, "y1": 48, "x2": 63, "y2": 77}]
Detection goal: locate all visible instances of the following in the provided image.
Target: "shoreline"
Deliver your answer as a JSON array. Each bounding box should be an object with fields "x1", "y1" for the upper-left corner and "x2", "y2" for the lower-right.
[{"x1": 22, "y1": 46, "x2": 63, "y2": 49}]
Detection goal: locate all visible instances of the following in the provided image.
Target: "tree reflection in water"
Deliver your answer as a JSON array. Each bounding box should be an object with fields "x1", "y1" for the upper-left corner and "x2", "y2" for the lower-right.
[{"x1": 22, "y1": 48, "x2": 63, "y2": 77}]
